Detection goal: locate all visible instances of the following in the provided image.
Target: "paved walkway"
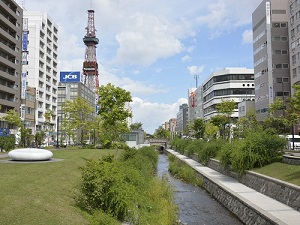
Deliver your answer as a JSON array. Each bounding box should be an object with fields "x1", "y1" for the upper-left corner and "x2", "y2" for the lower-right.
[{"x1": 166, "y1": 149, "x2": 300, "y2": 225}]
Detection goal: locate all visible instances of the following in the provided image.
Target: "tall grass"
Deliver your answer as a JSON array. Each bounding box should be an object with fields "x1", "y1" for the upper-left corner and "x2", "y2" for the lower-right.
[
  {"x1": 168, "y1": 154, "x2": 203, "y2": 187},
  {"x1": 78, "y1": 147, "x2": 178, "y2": 224}
]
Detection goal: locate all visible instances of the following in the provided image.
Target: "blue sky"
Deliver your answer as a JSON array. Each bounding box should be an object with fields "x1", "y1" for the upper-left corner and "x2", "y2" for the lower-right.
[{"x1": 22, "y1": 0, "x2": 262, "y2": 133}]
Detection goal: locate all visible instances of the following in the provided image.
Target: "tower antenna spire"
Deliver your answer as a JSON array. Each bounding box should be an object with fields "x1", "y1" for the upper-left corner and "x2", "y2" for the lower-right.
[{"x1": 82, "y1": 9, "x2": 99, "y2": 91}]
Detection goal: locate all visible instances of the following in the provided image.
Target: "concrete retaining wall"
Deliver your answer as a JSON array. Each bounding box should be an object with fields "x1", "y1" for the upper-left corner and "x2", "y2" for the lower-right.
[
  {"x1": 206, "y1": 158, "x2": 300, "y2": 212},
  {"x1": 283, "y1": 155, "x2": 300, "y2": 165},
  {"x1": 167, "y1": 150, "x2": 281, "y2": 225},
  {"x1": 202, "y1": 177, "x2": 274, "y2": 225}
]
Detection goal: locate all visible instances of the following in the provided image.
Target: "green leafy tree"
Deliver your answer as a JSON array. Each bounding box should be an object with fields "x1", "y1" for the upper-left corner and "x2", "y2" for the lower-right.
[
  {"x1": 285, "y1": 84, "x2": 300, "y2": 135},
  {"x1": 204, "y1": 122, "x2": 219, "y2": 141},
  {"x1": 210, "y1": 114, "x2": 227, "y2": 139},
  {"x1": 192, "y1": 118, "x2": 205, "y2": 139},
  {"x1": 154, "y1": 126, "x2": 170, "y2": 139},
  {"x1": 263, "y1": 98, "x2": 289, "y2": 134},
  {"x1": 35, "y1": 131, "x2": 46, "y2": 148},
  {"x1": 235, "y1": 109, "x2": 259, "y2": 138},
  {"x1": 2, "y1": 109, "x2": 22, "y2": 145},
  {"x1": 63, "y1": 97, "x2": 95, "y2": 144},
  {"x1": 2, "y1": 109, "x2": 22, "y2": 128},
  {"x1": 215, "y1": 99, "x2": 236, "y2": 140},
  {"x1": 130, "y1": 122, "x2": 143, "y2": 130},
  {"x1": 96, "y1": 83, "x2": 132, "y2": 148},
  {"x1": 44, "y1": 110, "x2": 55, "y2": 145},
  {"x1": 19, "y1": 128, "x2": 33, "y2": 147}
]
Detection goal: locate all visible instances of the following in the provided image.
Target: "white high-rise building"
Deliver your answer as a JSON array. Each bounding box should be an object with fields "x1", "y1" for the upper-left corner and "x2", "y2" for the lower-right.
[{"x1": 22, "y1": 12, "x2": 58, "y2": 134}]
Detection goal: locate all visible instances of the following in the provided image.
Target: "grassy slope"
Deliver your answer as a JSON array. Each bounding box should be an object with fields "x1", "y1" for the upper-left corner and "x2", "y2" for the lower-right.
[
  {"x1": 252, "y1": 162, "x2": 300, "y2": 186},
  {"x1": 0, "y1": 149, "x2": 120, "y2": 225}
]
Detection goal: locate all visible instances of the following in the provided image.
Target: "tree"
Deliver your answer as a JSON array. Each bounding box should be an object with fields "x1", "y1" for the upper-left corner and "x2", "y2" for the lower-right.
[
  {"x1": 2, "y1": 109, "x2": 22, "y2": 145},
  {"x1": 2, "y1": 109, "x2": 22, "y2": 128},
  {"x1": 35, "y1": 131, "x2": 46, "y2": 148},
  {"x1": 263, "y1": 98, "x2": 289, "y2": 134},
  {"x1": 62, "y1": 97, "x2": 95, "y2": 144},
  {"x1": 44, "y1": 110, "x2": 55, "y2": 146},
  {"x1": 204, "y1": 122, "x2": 219, "y2": 141},
  {"x1": 130, "y1": 122, "x2": 143, "y2": 131},
  {"x1": 215, "y1": 99, "x2": 236, "y2": 140},
  {"x1": 235, "y1": 109, "x2": 259, "y2": 138},
  {"x1": 154, "y1": 126, "x2": 170, "y2": 139},
  {"x1": 286, "y1": 84, "x2": 300, "y2": 135},
  {"x1": 192, "y1": 118, "x2": 205, "y2": 139},
  {"x1": 96, "y1": 83, "x2": 132, "y2": 148}
]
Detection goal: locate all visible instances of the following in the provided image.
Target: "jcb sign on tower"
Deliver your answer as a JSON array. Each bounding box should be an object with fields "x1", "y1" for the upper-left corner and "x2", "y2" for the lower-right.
[{"x1": 60, "y1": 71, "x2": 81, "y2": 83}]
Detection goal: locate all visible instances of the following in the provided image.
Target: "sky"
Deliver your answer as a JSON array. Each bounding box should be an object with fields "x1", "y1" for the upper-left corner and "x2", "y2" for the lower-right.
[{"x1": 21, "y1": 0, "x2": 262, "y2": 134}]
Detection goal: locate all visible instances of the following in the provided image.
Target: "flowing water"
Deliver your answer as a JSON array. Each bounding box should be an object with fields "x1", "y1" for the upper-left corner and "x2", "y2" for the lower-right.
[{"x1": 157, "y1": 154, "x2": 243, "y2": 225}]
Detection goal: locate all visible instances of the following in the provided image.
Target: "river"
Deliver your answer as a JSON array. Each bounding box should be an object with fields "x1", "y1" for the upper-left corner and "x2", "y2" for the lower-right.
[{"x1": 156, "y1": 154, "x2": 243, "y2": 225}]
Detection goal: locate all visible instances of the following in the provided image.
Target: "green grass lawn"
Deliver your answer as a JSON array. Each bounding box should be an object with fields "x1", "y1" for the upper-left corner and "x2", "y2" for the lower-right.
[
  {"x1": 252, "y1": 162, "x2": 300, "y2": 186},
  {"x1": 0, "y1": 149, "x2": 121, "y2": 225}
]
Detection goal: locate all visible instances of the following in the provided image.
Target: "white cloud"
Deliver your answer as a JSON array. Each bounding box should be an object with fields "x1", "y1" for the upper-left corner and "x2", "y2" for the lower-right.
[
  {"x1": 182, "y1": 55, "x2": 191, "y2": 63},
  {"x1": 187, "y1": 65, "x2": 205, "y2": 75},
  {"x1": 130, "y1": 97, "x2": 187, "y2": 133},
  {"x1": 114, "y1": 13, "x2": 184, "y2": 66},
  {"x1": 98, "y1": 65, "x2": 167, "y2": 95},
  {"x1": 196, "y1": 0, "x2": 261, "y2": 36},
  {"x1": 242, "y1": 29, "x2": 253, "y2": 44}
]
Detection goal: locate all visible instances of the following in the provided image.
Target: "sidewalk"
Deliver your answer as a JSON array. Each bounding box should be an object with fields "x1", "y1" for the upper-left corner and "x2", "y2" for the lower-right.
[{"x1": 166, "y1": 149, "x2": 300, "y2": 225}]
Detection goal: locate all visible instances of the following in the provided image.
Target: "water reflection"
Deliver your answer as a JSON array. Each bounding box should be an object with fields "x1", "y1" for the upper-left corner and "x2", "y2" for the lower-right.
[{"x1": 157, "y1": 154, "x2": 243, "y2": 225}]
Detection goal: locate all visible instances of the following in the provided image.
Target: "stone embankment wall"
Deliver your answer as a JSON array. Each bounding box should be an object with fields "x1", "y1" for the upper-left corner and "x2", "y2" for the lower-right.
[
  {"x1": 206, "y1": 157, "x2": 300, "y2": 212},
  {"x1": 202, "y1": 177, "x2": 274, "y2": 225},
  {"x1": 168, "y1": 151, "x2": 280, "y2": 225},
  {"x1": 283, "y1": 155, "x2": 300, "y2": 165}
]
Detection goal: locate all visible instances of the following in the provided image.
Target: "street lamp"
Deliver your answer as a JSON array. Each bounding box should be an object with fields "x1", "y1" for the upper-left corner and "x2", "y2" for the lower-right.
[{"x1": 56, "y1": 116, "x2": 59, "y2": 148}]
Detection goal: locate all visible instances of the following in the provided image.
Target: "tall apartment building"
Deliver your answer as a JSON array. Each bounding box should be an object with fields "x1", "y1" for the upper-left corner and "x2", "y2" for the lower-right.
[
  {"x1": 22, "y1": 12, "x2": 59, "y2": 134},
  {"x1": 252, "y1": 0, "x2": 290, "y2": 122},
  {"x1": 0, "y1": 1, "x2": 23, "y2": 134},
  {"x1": 202, "y1": 68, "x2": 255, "y2": 122},
  {"x1": 289, "y1": 0, "x2": 300, "y2": 89}
]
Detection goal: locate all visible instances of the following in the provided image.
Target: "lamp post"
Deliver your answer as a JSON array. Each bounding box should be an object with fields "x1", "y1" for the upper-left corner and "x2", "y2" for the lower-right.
[{"x1": 56, "y1": 116, "x2": 59, "y2": 148}]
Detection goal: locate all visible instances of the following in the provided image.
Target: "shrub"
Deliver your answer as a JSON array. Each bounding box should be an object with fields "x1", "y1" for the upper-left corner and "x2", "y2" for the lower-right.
[
  {"x1": 79, "y1": 146, "x2": 176, "y2": 224},
  {"x1": 172, "y1": 139, "x2": 190, "y2": 153},
  {"x1": 219, "y1": 129, "x2": 285, "y2": 174},
  {"x1": 197, "y1": 139, "x2": 225, "y2": 165},
  {"x1": 184, "y1": 139, "x2": 205, "y2": 156},
  {"x1": 0, "y1": 136, "x2": 15, "y2": 152}
]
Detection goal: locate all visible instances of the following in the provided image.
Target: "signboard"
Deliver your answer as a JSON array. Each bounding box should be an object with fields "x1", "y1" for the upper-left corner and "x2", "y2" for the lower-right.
[
  {"x1": 0, "y1": 128, "x2": 10, "y2": 137},
  {"x1": 22, "y1": 31, "x2": 28, "y2": 51},
  {"x1": 23, "y1": 18, "x2": 28, "y2": 30},
  {"x1": 20, "y1": 104, "x2": 26, "y2": 121},
  {"x1": 21, "y1": 71, "x2": 27, "y2": 99},
  {"x1": 22, "y1": 52, "x2": 28, "y2": 65},
  {"x1": 266, "y1": 2, "x2": 270, "y2": 25},
  {"x1": 60, "y1": 71, "x2": 81, "y2": 83},
  {"x1": 83, "y1": 61, "x2": 98, "y2": 71}
]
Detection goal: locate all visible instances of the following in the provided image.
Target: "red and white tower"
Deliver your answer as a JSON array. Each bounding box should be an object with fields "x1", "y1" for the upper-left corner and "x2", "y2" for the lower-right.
[{"x1": 82, "y1": 10, "x2": 99, "y2": 91}]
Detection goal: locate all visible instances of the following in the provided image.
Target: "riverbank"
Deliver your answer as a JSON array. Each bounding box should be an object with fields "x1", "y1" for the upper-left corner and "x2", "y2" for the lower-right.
[{"x1": 166, "y1": 149, "x2": 300, "y2": 225}]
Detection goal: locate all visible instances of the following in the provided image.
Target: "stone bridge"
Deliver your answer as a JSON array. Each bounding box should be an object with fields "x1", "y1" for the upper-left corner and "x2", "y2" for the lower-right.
[{"x1": 148, "y1": 138, "x2": 169, "y2": 150}]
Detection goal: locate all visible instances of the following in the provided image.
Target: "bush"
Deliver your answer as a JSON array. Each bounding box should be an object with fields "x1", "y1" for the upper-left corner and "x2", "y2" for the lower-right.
[
  {"x1": 79, "y1": 146, "x2": 176, "y2": 224},
  {"x1": 184, "y1": 139, "x2": 205, "y2": 156},
  {"x1": 0, "y1": 136, "x2": 15, "y2": 152},
  {"x1": 197, "y1": 139, "x2": 225, "y2": 165},
  {"x1": 219, "y1": 130, "x2": 285, "y2": 174},
  {"x1": 172, "y1": 139, "x2": 190, "y2": 154}
]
